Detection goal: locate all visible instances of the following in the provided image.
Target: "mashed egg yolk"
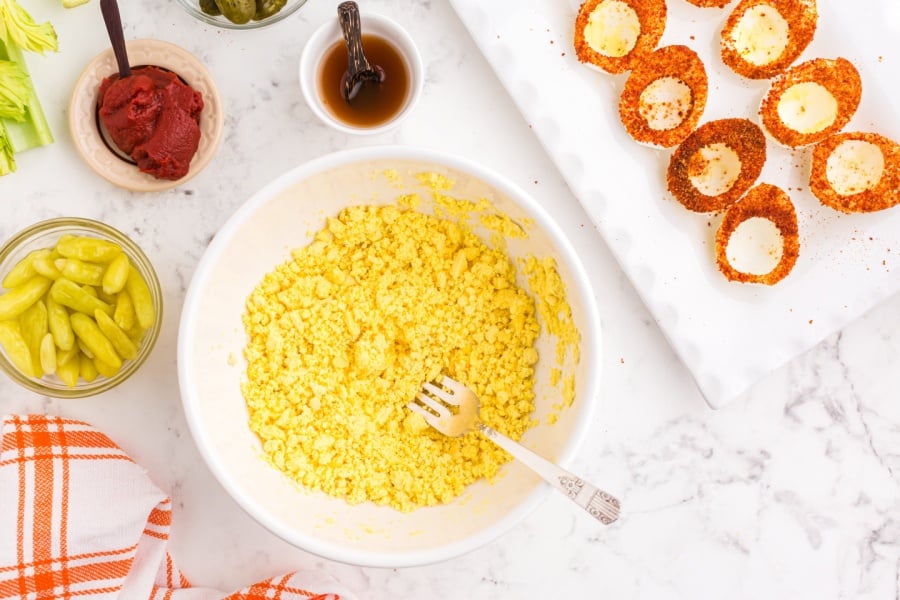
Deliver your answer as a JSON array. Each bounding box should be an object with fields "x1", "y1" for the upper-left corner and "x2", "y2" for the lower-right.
[{"x1": 242, "y1": 202, "x2": 547, "y2": 511}]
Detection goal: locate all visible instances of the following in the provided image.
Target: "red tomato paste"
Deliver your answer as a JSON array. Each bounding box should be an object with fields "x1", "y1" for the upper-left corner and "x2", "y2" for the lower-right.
[{"x1": 98, "y1": 67, "x2": 204, "y2": 181}]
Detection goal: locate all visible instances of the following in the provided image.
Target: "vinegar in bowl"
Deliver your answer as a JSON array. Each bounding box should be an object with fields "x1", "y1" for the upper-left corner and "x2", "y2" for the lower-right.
[{"x1": 318, "y1": 34, "x2": 410, "y2": 129}]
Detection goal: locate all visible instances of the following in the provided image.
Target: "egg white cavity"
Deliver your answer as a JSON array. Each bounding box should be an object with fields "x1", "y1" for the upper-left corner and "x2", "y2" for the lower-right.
[
  {"x1": 585, "y1": 0, "x2": 641, "y2": 58},
  {"x1": 638, "y1": 77, "x2": 692, "y2": 131},
  {"x1": 688, "y1": 143, "x2": 742, "y2": 196},
  {"x1": 776, "y1": 82, "x2": 838, "y2": 134},
  {"x1": 725, "y1": 217, "x2": 784, "y2": 276},
  {"x1": 825, "y1": 140, "x2": 885, "y2": 195},
  {"x1": 730, "y1": 4, "x2": 790, "y2": 66}
]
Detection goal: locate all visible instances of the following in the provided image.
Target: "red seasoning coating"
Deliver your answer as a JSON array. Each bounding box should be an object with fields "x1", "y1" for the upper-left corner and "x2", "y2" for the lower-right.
[
  {"x1": 810, "y1": 132, "x2": 900, "y2": 213},
  {"x1": 760, "y1": 57, "x2": 861, "y2": 148},
  {"x1": 721, "y1": 0, "x2": 817, "y2": 80},
  {"x1": 618, "y1": 45, "x2": 708, "y2": 148},
  {"x1": 716, "y1": 183, "x2": 800, "y2": 285},
  {"x1": 574, "y1": 0, "x2": 667, "y2": 74},
  {"x1": 98, "y1": 66, "x2": 204, "y2": 181},
  {"x1": 684, "y1": 0, "x2": 732, "y2": 6},
  {"x1": 667, "y1": 118, "x2": 766, "y2": 212},
  {"x1": 570, "y1": 0, "x2": 892, "y2": 286}
]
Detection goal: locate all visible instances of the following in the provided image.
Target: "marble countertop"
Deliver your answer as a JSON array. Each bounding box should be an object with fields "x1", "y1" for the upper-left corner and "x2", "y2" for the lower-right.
[{"x1": 1, "y1": 0, "x2": 898, "y2": 598}]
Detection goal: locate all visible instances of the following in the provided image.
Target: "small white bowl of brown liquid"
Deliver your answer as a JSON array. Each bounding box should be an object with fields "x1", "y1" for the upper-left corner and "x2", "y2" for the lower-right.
[{"x1": 300, "y1": 4, "x2": 423, "y2": 135}]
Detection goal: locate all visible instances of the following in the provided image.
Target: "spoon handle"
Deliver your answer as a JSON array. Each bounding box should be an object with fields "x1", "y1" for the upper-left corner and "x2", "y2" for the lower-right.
[
  {"x1": 100, "y1": 0, "x2": 131, "y2": 79},
  {"x1": 476, "y1": 422, "x2": 621, "y2": 525},
  {"x1": 338, "y1": 2, "x2": 371, "y2": 92}
]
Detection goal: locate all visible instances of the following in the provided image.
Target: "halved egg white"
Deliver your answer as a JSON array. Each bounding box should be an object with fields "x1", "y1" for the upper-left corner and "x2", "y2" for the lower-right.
[
  {"x1": 618, "y1": 45, "x2": 708, "y2": 148},
  {"x1": 574, "y1": 0, "x2": 667, "y2": 74},
  {"x1": 760, "y1": 57, "x2": 861, "y2": 148},
  {"x1": 715, "y1": 183, "x2": 799, "y2": 285},
  {"x1": 667, "y1": 118, "x2": 767, "y2": 212},
  {"x1": 810, "y1": 132, "x2": 900, "y2": 213},
  {"x1": 721, "y1": 0, "x2": 817, "y2": 79}
]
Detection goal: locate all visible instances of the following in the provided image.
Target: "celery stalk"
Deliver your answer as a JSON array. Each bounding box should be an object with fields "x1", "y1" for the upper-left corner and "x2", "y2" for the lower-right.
[
  {"x1": 0, "y1": 60, "x2": 28, "y2": 119},
  {"x1": 0, "y1": 121, "x2": 13, "y2": 174},
  {"x1": 0, "y1": 37, "x2": 52, "y2": 153},
  {"x1": 0, "y1": 0, "x2": 57, "y2": 175}
]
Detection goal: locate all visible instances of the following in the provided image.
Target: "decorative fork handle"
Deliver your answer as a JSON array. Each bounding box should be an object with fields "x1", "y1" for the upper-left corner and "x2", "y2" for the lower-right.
[{"x1": 476, "y1": 423, "x2": 620, "y2": 525}]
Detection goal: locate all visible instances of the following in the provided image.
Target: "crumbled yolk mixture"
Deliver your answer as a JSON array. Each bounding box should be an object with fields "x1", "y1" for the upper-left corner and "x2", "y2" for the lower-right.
[
  {"x1": 523, "y1": 257, "x2": 581, "y2": 422},
  {"x1": 242, "y1": 170, "x2": 583, "y2": 511},
  {"x1": 242, "y1": 203, "x2": 542, "y2": 511}
]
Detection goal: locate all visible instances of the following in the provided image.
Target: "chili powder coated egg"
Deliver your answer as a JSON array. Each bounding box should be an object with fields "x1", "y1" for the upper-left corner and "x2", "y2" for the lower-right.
[
  {"x1": 810, "y1": 132, "x2": 900, "y2": 213},
  {"x1": 618, "y1": 45, "x2": 708, "y2": 148},
  {"x1": 760, "y1": 57, "x2": 862, "y2": 148},
  {"x1": 715, "y1": 183, "x2": 800, "y2": 285},
  {"x1": 667, "y1": 118, "x2": 767, "y2": 213},
  {"x1": 574, "y1": 0, "x2": 667, "y2": 74},
  {"x1": 720, "y1": 0, "x2": 817, "y2": 80}
]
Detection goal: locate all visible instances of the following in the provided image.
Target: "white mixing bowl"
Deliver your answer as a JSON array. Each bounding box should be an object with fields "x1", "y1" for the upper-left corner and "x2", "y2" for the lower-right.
[{"x1": 177, "y1": 146, "x2": 601, "y2": 567}]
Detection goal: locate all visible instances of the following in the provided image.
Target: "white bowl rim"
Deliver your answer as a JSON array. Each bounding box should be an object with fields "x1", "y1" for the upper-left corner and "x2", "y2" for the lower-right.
[
  {"x1": 177, "y1": 145, "x2": 603, "y2": 567},
  {"x1": 298, "y1": 13, "x2": 425, "y2": 136}
]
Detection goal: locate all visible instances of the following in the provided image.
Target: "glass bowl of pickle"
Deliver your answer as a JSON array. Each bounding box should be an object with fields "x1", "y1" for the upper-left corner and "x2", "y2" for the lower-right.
[
  {"x1": 177, "y1": 0, "x2": 308, "y2": 29},
  {"x1": 0, "y1": 218, "x2": 162, "y2": 398}
]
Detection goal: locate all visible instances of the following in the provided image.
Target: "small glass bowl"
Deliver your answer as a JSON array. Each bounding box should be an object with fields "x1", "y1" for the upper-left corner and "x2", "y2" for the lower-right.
[
  {"x1": 176, "y1": 0, "x2": 308, "y2": 29},
  {"x1": 0, "y1": 218, "x2": 163, "y2": 398}
]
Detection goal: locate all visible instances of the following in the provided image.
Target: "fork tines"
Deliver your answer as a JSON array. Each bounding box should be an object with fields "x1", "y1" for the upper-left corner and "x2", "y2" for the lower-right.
[
  {"x1": 407, "y1": 376, "x2": 464, "y2": 421},
  {"x1": 421, "y1": 377, "x2": 462, "y2": 405},
  {"x1": 408, "y1": 391, "x2": 452, "y2": 420}
]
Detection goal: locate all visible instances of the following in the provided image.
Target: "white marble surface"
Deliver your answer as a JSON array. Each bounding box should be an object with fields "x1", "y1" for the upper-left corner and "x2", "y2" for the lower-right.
[{"x1": 0, "y1": 1, "x2": 898, "y2": 598}]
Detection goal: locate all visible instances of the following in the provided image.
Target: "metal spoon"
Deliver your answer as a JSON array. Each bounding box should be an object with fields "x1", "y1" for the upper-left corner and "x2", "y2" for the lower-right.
[
  {"x1": 338, "y1": 1, "x2": 385, "y2": 102},
  {"x1": 100, "y1": 0, "x2": 131, "y2": 79}
]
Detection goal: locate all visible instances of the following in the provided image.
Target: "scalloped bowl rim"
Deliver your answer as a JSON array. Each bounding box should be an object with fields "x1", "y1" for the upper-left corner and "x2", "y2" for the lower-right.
[{"x1": 68, "y1": 39, "x2": 224, "y2": 192}]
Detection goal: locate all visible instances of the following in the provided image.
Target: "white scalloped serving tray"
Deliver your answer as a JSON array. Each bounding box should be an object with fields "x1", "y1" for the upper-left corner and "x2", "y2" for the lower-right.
[{"x1": 449, "y1": 0, "x2": 900, "y2": 408}]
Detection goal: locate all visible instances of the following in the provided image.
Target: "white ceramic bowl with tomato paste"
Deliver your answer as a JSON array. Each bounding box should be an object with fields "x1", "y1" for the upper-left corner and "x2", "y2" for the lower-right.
[{"x1": 69, "y1": 39, "x2": 224, "y2": 192}]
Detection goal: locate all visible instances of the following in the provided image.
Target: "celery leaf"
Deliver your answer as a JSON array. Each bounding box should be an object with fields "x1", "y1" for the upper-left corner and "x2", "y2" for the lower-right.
[
  {"x1": 0, "y1": 0, "x2": 59, "y2": 55},
  {"x1": 0, "y1": 58, "x2": 28, "y2": 120},
  {"x1": 0, "y1": 122, "x2": 15, "y2": 175}
]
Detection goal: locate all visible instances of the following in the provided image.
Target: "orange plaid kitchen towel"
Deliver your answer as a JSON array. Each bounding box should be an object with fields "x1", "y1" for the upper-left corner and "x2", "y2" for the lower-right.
[{"x1": 0, "y1": 414, "x2": 357, "y2": 600}]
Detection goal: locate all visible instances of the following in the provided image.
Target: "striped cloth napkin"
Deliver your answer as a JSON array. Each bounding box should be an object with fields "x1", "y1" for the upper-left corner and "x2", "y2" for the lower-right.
[{"x1": 0, "y1": 414, "x2": 357, "y2": 600}]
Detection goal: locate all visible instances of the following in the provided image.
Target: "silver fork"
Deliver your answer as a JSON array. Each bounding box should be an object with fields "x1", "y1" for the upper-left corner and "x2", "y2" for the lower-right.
[{"x1": 408, "y1": 376, "x2": 620, "y2": 525}]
